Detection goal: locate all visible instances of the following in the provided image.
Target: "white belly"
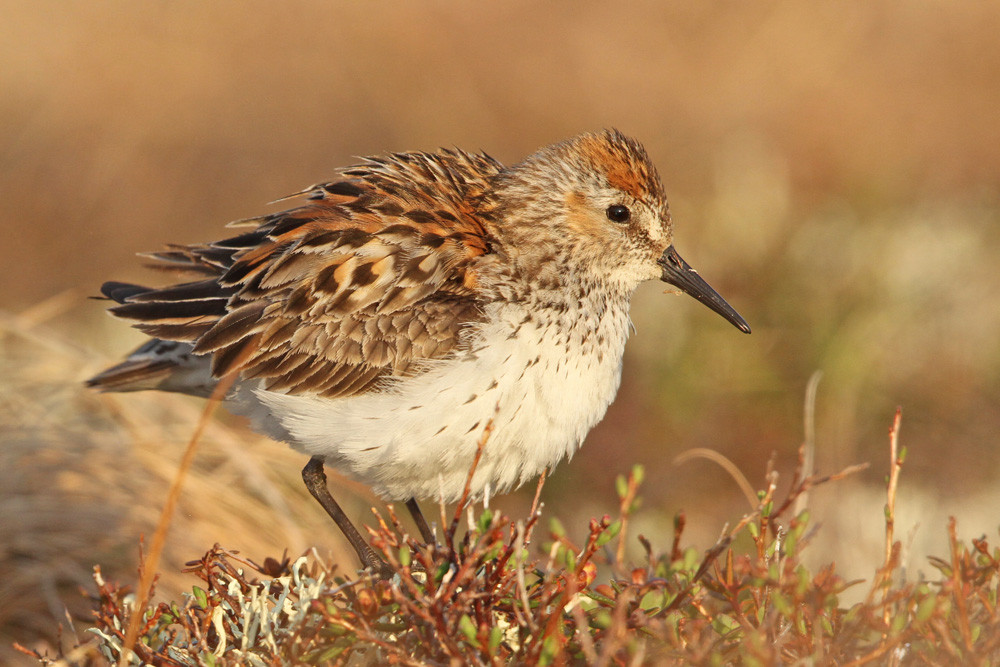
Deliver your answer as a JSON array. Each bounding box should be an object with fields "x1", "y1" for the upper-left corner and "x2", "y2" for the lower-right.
[{"x1": 243, "y1": 305, "x2": 630, "y2": 501}]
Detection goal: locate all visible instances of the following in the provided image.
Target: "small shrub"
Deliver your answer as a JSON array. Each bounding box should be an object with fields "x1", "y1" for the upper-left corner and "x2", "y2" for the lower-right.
[{"x1": 19, "y1": 412, "x2": 1000, "y2": 665}]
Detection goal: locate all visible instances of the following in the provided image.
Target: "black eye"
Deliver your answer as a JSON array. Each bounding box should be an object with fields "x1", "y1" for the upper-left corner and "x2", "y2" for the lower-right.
[{"x1": 606, "y1": 205, "x2": 630, "y2": 223}]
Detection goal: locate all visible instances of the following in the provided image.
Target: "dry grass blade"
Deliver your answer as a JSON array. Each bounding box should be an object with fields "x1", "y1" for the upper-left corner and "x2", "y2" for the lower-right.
[
  {"x1": 673, "y1": 447, "x2": 759, "y2": 508},
  {"x1": 117, "y1": 370, "x2": 239, "y2": 667},
  {"x1": 795, "y1": 370, "x2": 823, "y2": 516}
]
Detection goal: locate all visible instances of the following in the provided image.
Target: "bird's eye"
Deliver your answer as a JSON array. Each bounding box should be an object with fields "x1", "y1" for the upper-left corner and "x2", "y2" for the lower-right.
[{"x1": 606, "y1": 205, "x2": 631, "y2": 223}]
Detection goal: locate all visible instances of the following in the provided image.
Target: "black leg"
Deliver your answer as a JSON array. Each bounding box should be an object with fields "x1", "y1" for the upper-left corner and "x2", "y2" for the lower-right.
[
  {"x1": 405, "y1": 498, "x2": 435, "y2": 544},
  {"x1": 301, "y1": 457, "x2": 392, "y2": 578}
]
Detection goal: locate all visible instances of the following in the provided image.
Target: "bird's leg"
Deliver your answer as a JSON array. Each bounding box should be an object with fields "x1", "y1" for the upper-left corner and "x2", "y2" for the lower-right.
[
  {"x1": 405, "y1": 498, "x2": 435, "y2": 544},
  {"x1": 301, "y1": 457, "x2": 392, "y2": 579}
]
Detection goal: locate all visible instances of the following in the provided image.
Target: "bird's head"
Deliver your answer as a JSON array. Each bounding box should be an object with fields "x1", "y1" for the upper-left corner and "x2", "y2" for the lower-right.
[{"x1": 485, "y1": 129, "x2": 750, "y2": 333}]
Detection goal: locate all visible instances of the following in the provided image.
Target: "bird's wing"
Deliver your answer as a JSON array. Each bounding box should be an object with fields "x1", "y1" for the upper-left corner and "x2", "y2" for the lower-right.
[{"x1": 103, "y1": 149, "x2": 503, "y2": 398}]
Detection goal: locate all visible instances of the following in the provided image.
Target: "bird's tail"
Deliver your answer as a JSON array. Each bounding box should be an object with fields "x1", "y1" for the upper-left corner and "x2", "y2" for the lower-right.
[
  {"x1": 86, "y1": 337, "x2": 216, "y2": 397},
  {"x1": 86, "y1": 281, "x2": 217, "y2": 397}
]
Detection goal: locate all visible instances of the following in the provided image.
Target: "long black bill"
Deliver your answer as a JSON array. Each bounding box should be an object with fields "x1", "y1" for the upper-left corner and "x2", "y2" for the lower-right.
[{"x1": 657, "y1": 246, "x2": 751, "y2": 334}]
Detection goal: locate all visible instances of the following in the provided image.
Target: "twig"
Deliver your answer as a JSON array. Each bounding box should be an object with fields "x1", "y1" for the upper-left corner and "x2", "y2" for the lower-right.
[
  {"x1": 446, "y1": 405, "x2": 498, "y2": 547},
  {"x1": 615, "y1": 467, "x2": 641, "y2": 566},
  {"x1": 882, "y1": 407, "x2": 903, "y2": 628},
  {"x1": 948, "y1": 517, "x2": 974, "y2": 652},
  {"x1": 513, "y1": 521, "x2": 536, "y2": 632}
]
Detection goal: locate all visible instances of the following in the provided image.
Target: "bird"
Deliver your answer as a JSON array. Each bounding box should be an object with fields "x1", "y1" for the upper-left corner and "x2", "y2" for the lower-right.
[{"x1": 87, "y1": 129, "x2": 750, "y2": 576}]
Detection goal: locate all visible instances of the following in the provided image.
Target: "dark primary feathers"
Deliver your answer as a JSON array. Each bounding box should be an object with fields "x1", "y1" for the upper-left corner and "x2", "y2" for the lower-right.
[{"x1": 92, "y1": 148, "x2": 504, "y2": 398}]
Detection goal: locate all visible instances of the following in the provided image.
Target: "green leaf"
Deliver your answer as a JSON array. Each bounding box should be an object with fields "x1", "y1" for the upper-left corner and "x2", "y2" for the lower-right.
[
  {"x1": 796, "y1": 565, "x2": 810, "y2": 595},
  {"x1": 916, "y1": 595, "x2": 937, "y2": 622},
  {"x1": 711, "y1": 613, "x2": 740, "y2": 637},
  {"x1": 889, "y1": 612, "x2": 906, "y2": 634},
  {"x1": 595, "y1": 520, "x2": 622, "y2": 547},
  {"x1": 585, "y1": 588, "x2": 616, "y2": 606},
  {"x1": 539, "y1": 634, "x2": 560, "y2": 665},
  {"x1": 771, "y1": 592, "x2": 792, "y2": 616},
  {"x1": 616, "y1": 474, "x2": 628, "y2": 499},
  {"x1": 784, "y1": 530, "x2": 798, "y2": 555},
  {"x1": 312, "y1": 645, "x2": 347, "y2": 662},
  {"x1": 631, "y1": 464, "x2": 645, "y2": 486},
  {"x1": 639, "y1": 591, "x2": 663, "y2": 611},
  {"x1": 593, "y1": 610, "x2": 613, "y2": 629},
  {"x1": 192, "y1": 586, "x2": 208, "y2": 608},
  {"x1": 458, "y1": 614, "x2": 478, "y2": 644},
  {"x1": 682, "y1": 548, "x2": 699, "y2": 573},
  {"x1": 481, "y1": 545, "x2": 502, "y2": 562},
  {"x1": 488, "y1": 625, "x2": 504, "y2": 653}
]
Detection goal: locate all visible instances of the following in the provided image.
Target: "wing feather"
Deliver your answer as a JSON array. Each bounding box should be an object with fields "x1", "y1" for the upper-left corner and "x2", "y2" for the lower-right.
[{"x1": 95, "y1": 147, "x2": 502, "y2": 398}]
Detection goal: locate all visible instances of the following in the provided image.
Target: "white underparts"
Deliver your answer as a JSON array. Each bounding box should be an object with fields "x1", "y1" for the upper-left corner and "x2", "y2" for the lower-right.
[{"x1": 237, "y1": 297, "x2": 632, "y2": 501}]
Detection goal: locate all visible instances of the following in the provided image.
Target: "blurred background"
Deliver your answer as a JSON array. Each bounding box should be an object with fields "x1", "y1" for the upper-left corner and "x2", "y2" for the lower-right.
[{"x1": 3, "y1": 1, "x2": 999, "y2": 660}]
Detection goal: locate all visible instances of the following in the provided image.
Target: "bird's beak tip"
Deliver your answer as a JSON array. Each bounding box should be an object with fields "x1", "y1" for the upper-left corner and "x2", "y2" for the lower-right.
[{"x1": 657, "y1": 246, "x2": 750, "y2": 334}]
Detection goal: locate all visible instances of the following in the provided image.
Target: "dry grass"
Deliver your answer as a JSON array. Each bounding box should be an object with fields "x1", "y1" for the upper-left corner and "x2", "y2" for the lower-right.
[{"x1": 0, "y1": 306, "x2": 365, "y2": 664}]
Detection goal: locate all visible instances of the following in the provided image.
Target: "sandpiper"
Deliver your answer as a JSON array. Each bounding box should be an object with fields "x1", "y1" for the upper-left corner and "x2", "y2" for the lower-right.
[{"x1": 88, "y1": 129, "x2": 750, "y2": 575}]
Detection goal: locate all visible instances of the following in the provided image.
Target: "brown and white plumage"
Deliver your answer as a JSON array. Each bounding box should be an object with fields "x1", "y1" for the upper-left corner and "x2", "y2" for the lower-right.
[
  {"x1": 93, "y1": 147, "x2": 500, "y2": 398},
  {"x1": 90, "y1": 129, "x2": 749, "y2": 505}
]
